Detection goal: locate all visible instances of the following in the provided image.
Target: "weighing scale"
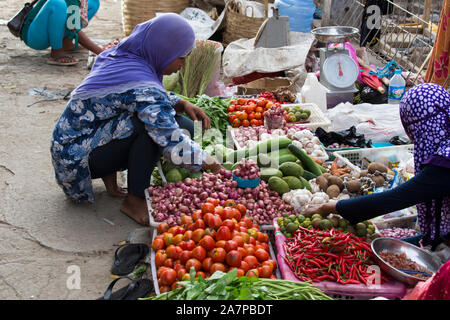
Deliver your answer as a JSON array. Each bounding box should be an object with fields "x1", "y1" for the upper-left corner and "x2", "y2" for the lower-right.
[{"x1": 311, "y1": 26, "x2": 360, "y2": 108}]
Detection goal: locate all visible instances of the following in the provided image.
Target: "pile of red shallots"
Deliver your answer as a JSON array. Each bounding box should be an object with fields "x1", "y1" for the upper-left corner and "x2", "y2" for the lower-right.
[
  {"x1": 233, "y1": 159, "x2": 261, "y2": 180},
  {"x1": 148, "y1": 169, "x2": 293, "y2": 226}
]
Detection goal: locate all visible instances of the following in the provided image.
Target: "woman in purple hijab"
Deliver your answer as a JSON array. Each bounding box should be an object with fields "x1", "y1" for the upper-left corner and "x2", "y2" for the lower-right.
[
  {"x1": 51, "y1": 13, "x2": 222, "y2": 225},
  {"x1": 304, "y1": 83, "x2": 450, "y2": 251}
]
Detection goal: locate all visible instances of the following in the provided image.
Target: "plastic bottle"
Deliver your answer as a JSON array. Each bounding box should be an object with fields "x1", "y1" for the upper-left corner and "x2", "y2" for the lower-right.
[
  {"x1": 274, "y1": 0, "x2": 316, "y2": 33},
  {"x1": 301, "y1": 73, "x2": 327, "y2": 112},
  {"x1": 388, "y1": 69, "x2": 406, "y2": 104}
]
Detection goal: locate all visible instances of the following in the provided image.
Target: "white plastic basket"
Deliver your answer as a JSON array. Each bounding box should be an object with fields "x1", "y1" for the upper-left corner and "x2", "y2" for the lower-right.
[
  {"x1": 332, "y1": 145, "x2": 414, "y2": 173},
  {"x1": 283, "y1": 103, "x2": 331, "y2": 131}
]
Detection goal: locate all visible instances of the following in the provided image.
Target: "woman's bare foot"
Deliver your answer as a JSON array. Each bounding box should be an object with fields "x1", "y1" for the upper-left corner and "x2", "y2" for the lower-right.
[
  {"x1": 48, "y1": 48, "x2": 79, "y2": 65},
  {"x1": 120, "y1": 194, "x2": 149, "y2": 226},
  {"x1": 102, "y1": 172, "x2": 128, "y2": 197}
]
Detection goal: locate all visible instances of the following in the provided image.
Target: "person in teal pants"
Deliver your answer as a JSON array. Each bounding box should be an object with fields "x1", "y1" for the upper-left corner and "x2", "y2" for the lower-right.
[{"x1": 24, "y1": 0, "x2": 103, "y2": 65}]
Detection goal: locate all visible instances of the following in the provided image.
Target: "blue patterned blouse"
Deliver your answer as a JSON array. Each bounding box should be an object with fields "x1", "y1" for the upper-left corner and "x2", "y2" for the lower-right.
[{"x1": 50, "y1": 87, "x2": 206, "y2": 203}]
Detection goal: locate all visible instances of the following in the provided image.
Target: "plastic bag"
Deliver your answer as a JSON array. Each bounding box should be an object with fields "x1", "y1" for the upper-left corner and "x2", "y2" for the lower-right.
[
  {"x1": 315, "y1": 126, "x2": 372, "y2": 148},
  {"x1": 360, "y1": 85, "x2": 388, "y2": 104}
]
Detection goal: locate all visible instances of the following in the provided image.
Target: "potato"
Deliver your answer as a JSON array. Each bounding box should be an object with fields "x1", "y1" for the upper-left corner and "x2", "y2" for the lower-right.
[
  {"x1": 327, "y1": 175, "x2": 344, "y2": 191},
  {"x1": 326, "y1": 185, "x2": 340, "y2": 199},
  {"x1": 368, "y1": 162, "x2": 388, "y2": 174},
  {"x1": 315, "y1": 175, "x2": 328, "y2": 191},
  {"x1": 359, "y1": 169, "x2": 368, "y2": 177},
  {"x1": 346, "y1": 179, "x2": 361, "y2": 193},
  {"x1": 372, "y1": 175, "x2": 386, "y2": 187}
]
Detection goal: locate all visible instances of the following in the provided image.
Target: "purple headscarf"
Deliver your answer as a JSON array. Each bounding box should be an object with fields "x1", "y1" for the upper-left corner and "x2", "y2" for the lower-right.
[
  {"x1": 71, "y1": 13, "x2": 196, "y2": 100},
  {"x1": 399, "y1": 83, "x2": 450, "y2": 247}
]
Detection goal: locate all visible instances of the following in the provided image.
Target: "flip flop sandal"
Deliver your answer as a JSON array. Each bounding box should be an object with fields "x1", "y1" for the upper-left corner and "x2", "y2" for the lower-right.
[
  {"x1": 110, "y1": 243, "x2": 149, "y2": 276},
  {"x1": 47, "y1": 56, "x2": 79, "y2": 66},
  {"x1": 98, "y1": 276, "x2": 154, "y2": 300}
]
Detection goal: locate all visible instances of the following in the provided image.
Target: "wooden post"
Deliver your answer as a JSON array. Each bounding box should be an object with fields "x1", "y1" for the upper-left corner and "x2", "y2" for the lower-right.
[
  {"x1": 423, "y1": 0, "x2": 432, "y2": 32},
  {"x1": 265, "y1": 0, "x2": 269, "y2": 19},
  {"x1": 322, "y1": 0, "x2": 332, "y2": 26}
]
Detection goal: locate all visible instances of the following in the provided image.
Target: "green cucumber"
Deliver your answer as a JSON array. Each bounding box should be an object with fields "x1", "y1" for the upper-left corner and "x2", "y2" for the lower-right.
[
  {"x1": 302, "y1": 169, "x2": 318, "y2": 181},
  {"x1": 247, "y1": 137, "x2": 292, "y2": 157},
  {"x1": 288, "y1": 144, "x2": 323, "y2": 176},
  {"x1": 278, "y1": 154, "x2": 299, "y2": 165},
  {"x1": 299, "y1": 176, "x2": 312, "y2": 191}
]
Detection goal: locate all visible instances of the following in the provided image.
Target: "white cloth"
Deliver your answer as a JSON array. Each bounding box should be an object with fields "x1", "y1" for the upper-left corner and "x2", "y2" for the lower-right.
[
  {"x1": 325, "y1": 102, "x2": 409, "y2": 143},
  {"x1": 222, "y1": 31, "x2": 315, "y2": 79}
]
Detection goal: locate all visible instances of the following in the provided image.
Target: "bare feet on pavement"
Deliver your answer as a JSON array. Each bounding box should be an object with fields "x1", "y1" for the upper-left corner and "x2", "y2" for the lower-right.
[
  {"x1": 120, "y1": 194, "x2": 150, "y2": 226},
  {"x1": 102, "y1": 172, "x2": 128, "y2": 197}
]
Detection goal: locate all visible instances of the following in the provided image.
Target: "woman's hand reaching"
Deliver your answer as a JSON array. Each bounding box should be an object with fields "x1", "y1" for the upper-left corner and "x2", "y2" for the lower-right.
[
  {"x1": 302, "y1": 202, "x2": 338, "y2": 218},
  {"x1": 177, "y1": 100, "x2": 211, "y2": 131}
]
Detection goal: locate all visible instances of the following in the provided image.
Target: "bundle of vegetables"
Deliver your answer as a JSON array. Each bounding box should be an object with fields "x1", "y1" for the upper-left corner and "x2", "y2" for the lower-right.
[
  {"x1": 178, "y1": 94, "x2": 231, "y2": 145},
  {"x1": 150, "y1": 199, "x2": 278, "y2": 293},
  {"x1": 227, "y1": 97, "x2": 279, "y2": 128},
  {"x1": 179, "y1": 40, "x2": 221, "y2": 98},
  {"x1": 148, "y1": 169, "x2": 294, "y2": 226},
  {"x1": 144, "y1": 268, "x2": 333, "y2": 300},
  {"x1": 282, "y1": 226, "x2": 389, "y2": 285},
  {"x1": 257, "y1": 91, "x2": 278, "y2": 103},
  {"x1": 264, "y1": 105, "x2": 287, "y2": 129},
  {"x1": 233, "y1": 158, "x2": 261, "y2": 180},
  {"x1": 379, "y1": 227, "x2": 419, "y2": 239}
]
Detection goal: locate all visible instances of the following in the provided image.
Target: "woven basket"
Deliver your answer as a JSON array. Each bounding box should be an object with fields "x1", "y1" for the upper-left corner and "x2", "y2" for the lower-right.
[
  {"x1": 121, "y1": 0, "x2": 190, "y2": 36},
  {"x1": 223, "y1": 0, "x2": 269, "y2": 46}
]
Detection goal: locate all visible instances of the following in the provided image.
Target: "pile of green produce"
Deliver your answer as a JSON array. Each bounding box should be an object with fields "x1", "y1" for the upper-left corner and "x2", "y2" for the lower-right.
[
  {"x1": 277, "y1": 213, "x2": 380, "y2": 241},
  {"x1": 283, "y1": 105, "x2": 311, "y2": 123},
  {"x1": 142, "y1": 268, "x2": 333, "y2": 300},
  {"x1": 152, "y1": 159, "x2": 203, "y2": 185},
  {"x1": 178, "y1": 94, "x2": 231, "y2": 148}
]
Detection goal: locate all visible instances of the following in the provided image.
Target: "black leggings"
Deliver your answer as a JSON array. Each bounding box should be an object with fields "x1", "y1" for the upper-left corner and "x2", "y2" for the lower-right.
[{"x1": 88, "y1": 115, "x2": 194, "y2": 198}]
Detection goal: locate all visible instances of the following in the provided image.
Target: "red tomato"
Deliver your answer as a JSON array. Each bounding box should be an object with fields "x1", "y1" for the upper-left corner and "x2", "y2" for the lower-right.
[
  {"x1": 157, "y1": 223, "x2": 170, "y2": 235},
  {"x1": 206, "y1": 198, "x2": 219, "y2": 206},
  {"x1": 193, "y1": 219, "x2": 206, "y2": 230},
  {"x1": 151, "y1": 238, "x2": 165, "y2": 251},
  {"x1": 256, "y1": 232, "x2": 269, "y2": 243},
  {"x1": 249, "y1": 237, "x2": 257, "y2": 245},
  {"x1": 225, "y1": 250, "x2": 242, "y2": 268},
  {"x1": 209, "y1": 215, "x2": 223, "y2": 229},
  {"x1": 161, "y1": 233, "x2": 173, "y2": 247},
  {"x1": 247, "y1": 268, "x2": 259, "y2": 278},
  {"x1": 248, "y1": 112, "x2": 255, "y2": 121},
  {"x1": 192, "y1": 210, "x2": 203, "y2": 221},
  {"x1": 242, "y1": 217, "x2": 254, "y2": 228},
  {"x1": 192, "y1": 229, "x2": 205, "y2": 243},
  {"x1": 232, "y1": 236, "x2": 245, "y2": 247},
  {"x1": 254, "y1": 112, "x2": 262, "y2": 120},
  {"x1": 263, "y1": 259, "x2": 277, "y2": 270},
  {"x1": 191, "y1": 246, "x2": 207, "y2": 262},
  {"x1": 157, "y1": 266, "x2": 170, "y2": 278},
  {"x1": 159, "y1": 285, "x2": 171, "y2": 293},
  {"x1": 210, "y1": 263, "x2": 227, "y2": 274},
  {"x1": 163, "y1": 258, "x2": 174, "y2": 268},
  {"x1": 244, "y1": 255, "x2": 259, "y2": 269},
  {"x1": 236, "y1": 204, "x2": 247, "y2": 215},
  {"x1": 184, "y1": 240, "x2": 196, "y2": 251},
  {"x1": 196, "y1": 271, "x2": 207, "y2": 279},
  {"x1": 259, "y1": 265, "x2": 273, "y2": 278},
  {"x1": 240, "y1": 233, "x2": 250, "y2": 244},
  {"x1": 239, "y1": 261, "x2": 250, "y2": 273},
  {"x1": 166, "y1": 245, "x2": 182, "y2": 260},
  {"x1": 172, "y1": 234, "x2": 184, "y2": 245},
  {"x1": 177, "y1": 268, "x2": 187, "y2": 281},
  {"x1": 179, "y1": 250, "x2": 192, "y2": 265},
  {"x1": 244, "y1": 244, "x2": 255, "y2": 257},
  {"x1": 180, "y1": 215, "x2": 193, "y2": 226},
  {"x1": 237, "y1": 98, "x2": 247, "y2": 105},
  {"x1": 173, "y1": 263, "x2": 184, "y2": 273},
  {"x1": 182, "y1": 273, "x2": 191, "y2": 281},
  {"x1": 227, "y1": 105, "x2": 236, "y2": 113},
  {"x1": 222, "y1": 219, "x2": 235, "y2": 231},
  {"x1": 203, "y1": 227, "x2": 216, "y2": 239},
  {"x1": 232, "y1": 208, "x2": 241, "y2": 221},
  {"x1": 223, "y1": 207, "x2": 235, "y2": 220},
  {"x1": 232, "y1": 118, "x2": 241, "y2": 128},
  {"x1": 201, "y1": 202, "x2": 215, "y2": 214},
  {"x1": 254, "y1": 248, "x2": 270, "y2": 262},
  {"x1": 199, "y1": 235, "x2": 215, "y2": 251},
  {"x1": 228, "y1": 114, "x2": 237, "y2": 124},
  {"x1": 183, "y1": 230, "x2": 193, "y2": 241},
  {"x1": 215, "y1": 240, "x2": 226, "y2": 248},
  {"x1": 242, "y1": 119, "x2": 250, "y2": 127},
  {"x1": 284, "y1": 114, "x2": 290, "y2": 122},
  {"x1": 202, "y1": 257, "x2": 214, "y2": 272},
  {"x1": 224, "y1": 240, "x2": 238, "y2": 252},
  {"x1": 250, "y1": 119, "x2": 259, "y2": 126},
  {"x1": 257, "y1": 99, "x2": 267, "y2": 108},
  {"x1": 185, "y1": 258, "x2": 202, "y2": 272},
  {"x1": 155, "y1": 252, "x2": 167, "y2": 268},
  {"x1": 224, "y1": 200, "x2": 236, "y2": 208},
  {"x1": 211, "y1": 247, "x2": 226, "y2": 263},
  {"x1": 214, "y1": 206, "x2": 225, "y2": 219},
  {"x1": 236, "y1": 247, "x2": 247, "y2": 260},
  {"x1": 216, "y1": 226, "x2": 231, "y2": 241}
]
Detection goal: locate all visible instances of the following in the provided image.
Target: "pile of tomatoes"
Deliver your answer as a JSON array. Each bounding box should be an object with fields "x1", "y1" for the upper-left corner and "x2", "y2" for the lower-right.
[
  {"x1": 227, "y1": 97, "x2": 283, "y2": 128},
  {"x1": 151, "y1": 198, "x2": 277, "y2": 293}
]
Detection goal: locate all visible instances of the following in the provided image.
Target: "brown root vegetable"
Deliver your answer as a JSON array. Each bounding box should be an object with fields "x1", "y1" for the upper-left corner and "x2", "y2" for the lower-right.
[
  {"x1": 372, "y1": 175, "x2": 386, "y2": 187},
  {"x1": 368, "y1": 162, "x2": 388, "y2": 174},
  {"x1": 316, "y1": 175, "x2": 328, "y2": 191},
  {"x1": 326, "y1": 185, "x2": 340, "y2": 198},
  {"x1": 322, "y1": 173, "x2": 331, "y2": 180},
  {"x1": 346, "y1": 179, "x2": 361, "y2": 193},
  {"x1": 359, "y1": 170, "x2": 368, "y2": 177},
  {"x1": 327, "y1": 175, "x2": 344, "y2": 191}
]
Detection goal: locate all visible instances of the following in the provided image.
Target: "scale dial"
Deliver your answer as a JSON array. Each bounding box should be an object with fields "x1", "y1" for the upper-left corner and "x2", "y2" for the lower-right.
[{"x1": 322, "y1": 53, "x2": 359, "y2": 89}]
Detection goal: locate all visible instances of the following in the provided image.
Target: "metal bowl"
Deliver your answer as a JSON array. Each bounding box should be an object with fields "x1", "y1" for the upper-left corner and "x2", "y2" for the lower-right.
[
  {"x1": 311, "y1": 26, "x2": 359, "y2": 43},
  {"x1": 371, "y1": 237, "x2": 441, "y2": 287}
]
